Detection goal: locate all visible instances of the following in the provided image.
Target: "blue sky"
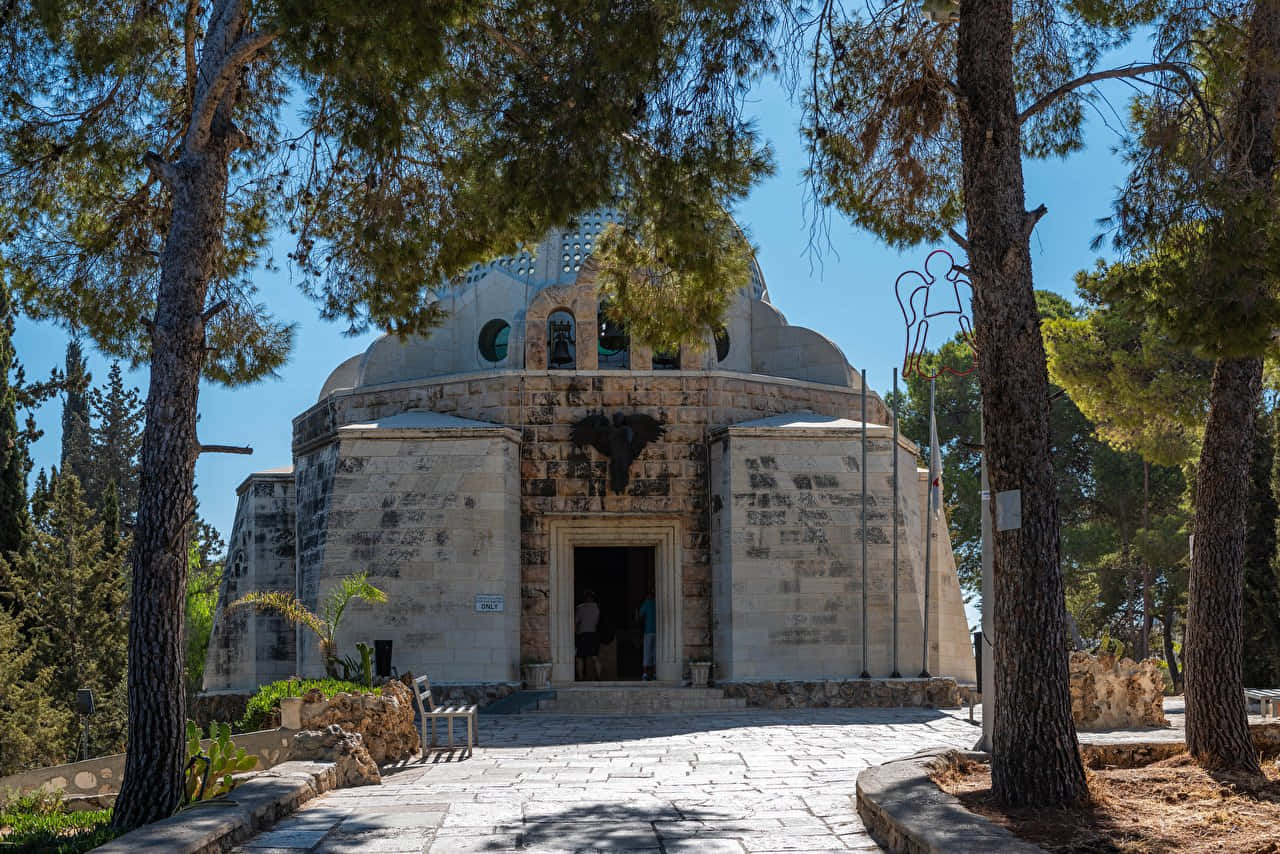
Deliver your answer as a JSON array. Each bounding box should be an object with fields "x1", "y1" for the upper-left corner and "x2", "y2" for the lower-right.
[{"x1": 14, "y1": 71, "x2": 1137, "y2": 548}]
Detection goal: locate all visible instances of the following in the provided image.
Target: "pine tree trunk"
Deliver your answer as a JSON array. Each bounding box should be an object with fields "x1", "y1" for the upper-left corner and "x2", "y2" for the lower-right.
[
  {"x1": 112, "y1": 2, "x2": 246, "y2": 829},
  {"x1": 1162, "y1": 599, "x2": 1181, "y2": 692},
  {"x1": 1139, "y1": 461, "x2": 1151, "y2": 661},
  {"x1": 957, "y1": 0, "x2": 1086, "y2": 807},
  {"x1": 1185, "y1": 356, "x2": 1263, "y2": 774},
  {"x1": 1182, "y1": 0, "x2": 1280, "y2": 777}
]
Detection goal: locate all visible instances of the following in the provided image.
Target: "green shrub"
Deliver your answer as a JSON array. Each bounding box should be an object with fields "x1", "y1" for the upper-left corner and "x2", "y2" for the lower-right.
[
  {"x1": 237, "y1": 678, "x2": 369, "y2": 731},
  {"x1": 0, "y1": 790, "x2": 116, "y2": 853}
]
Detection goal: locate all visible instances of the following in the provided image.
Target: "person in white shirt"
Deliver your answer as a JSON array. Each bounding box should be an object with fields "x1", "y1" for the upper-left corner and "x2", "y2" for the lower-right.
[{"x1": 575, "y1": 590, "x2": 601, "y2": 681}]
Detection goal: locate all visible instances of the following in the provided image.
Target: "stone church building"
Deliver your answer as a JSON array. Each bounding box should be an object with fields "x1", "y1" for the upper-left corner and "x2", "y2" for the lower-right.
[{"x1": 205, "y1": 209, "x2": 976, "y2": 693}]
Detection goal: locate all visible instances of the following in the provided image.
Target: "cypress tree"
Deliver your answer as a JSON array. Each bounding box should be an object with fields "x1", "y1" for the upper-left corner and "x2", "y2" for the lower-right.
[
  {"x1": 101, "y1": 478, "x2": 121, "y2": 552},
  {"x1": 0, "y1": 283, "x2": 26, "y2": 558},
  {"x1": 88, "y1": 363, "x2": 143, "y2": 523},
  {"x1": 0, "y1": 473, "x2": 130, "y2": 759},
  {"x1": 60, "y1": 339, "x2": 92, "y2": 493}
]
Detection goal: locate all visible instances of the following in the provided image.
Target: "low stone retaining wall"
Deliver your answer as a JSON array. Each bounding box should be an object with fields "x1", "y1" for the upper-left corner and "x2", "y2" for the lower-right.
[
  {"x1": 1070, "y1": 653, "x2": 1167, "y2": 730},
  {"x1": 191, "y1": 691, "x2": 252, "y2": 731},
  {"x1": 1080, "y1": 721, "x2": 1280, "y2": 768},
  {"x1": 0, "y1": 728, "x2": 295, "y2": 800},
  {"x1": 93, "y1": 760, "x2": 339, "y2": 854},
  {"x1": 425, "y1": 681, "x2": 522, "y2": 709},
  {"x1": 721, "y1": 678, "x2": 962, "y2": 709},
  {"x1": 856, "y1": 750, "x2": 1043, "y2": 854}
]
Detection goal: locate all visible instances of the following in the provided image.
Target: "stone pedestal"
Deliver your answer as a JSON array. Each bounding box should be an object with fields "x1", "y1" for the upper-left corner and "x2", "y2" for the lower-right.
[{"x1": 689, "y1": 661, "x2": 711, "y2": 688}]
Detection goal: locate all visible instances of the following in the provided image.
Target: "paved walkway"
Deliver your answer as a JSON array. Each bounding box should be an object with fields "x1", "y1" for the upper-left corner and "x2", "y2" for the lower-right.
[{"x1": 232, "y1": 707, "x2": 981, "y2": 853}]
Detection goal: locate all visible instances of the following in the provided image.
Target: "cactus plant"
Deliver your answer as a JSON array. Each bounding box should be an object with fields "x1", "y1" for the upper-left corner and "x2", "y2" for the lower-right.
[{"x1": 182, "y1": 720, "x2": 259, "y2": 805}]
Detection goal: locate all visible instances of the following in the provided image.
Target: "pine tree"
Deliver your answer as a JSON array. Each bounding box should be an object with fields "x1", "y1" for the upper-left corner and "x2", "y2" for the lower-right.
[
  {"x1": 2, "y1": 1, "x2": 776, "y2": 825},
  {"x1": 60, "y1": 339, "x2": 92, "y2": 492},
  {"x1": 1244, "y1": 404, "x2": 1280, "y2": 687},
  {"x1": 88, "y1": 363, "x2": 143, "y2": 522},
  {"x1": 0, "y1": 608, "x2": 72, "y2": 775},
  {"x1": 0, "y1": 474, "x2": 130, "y2": 760}
]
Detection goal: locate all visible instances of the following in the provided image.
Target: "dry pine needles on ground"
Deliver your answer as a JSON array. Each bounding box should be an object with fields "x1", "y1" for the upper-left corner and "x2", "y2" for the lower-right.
[{"x1": 934, "y1": 754, "x2": 1280, "y2": 853}]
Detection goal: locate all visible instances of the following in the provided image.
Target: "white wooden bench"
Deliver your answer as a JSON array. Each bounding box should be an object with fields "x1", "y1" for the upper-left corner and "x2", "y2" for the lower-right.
[
  {"x1": 1245, "y1": 688, "x2": 1280, "y2": 719},
  {"x1": 412, "y1": 675, "x2": 477, "y2": 756}
]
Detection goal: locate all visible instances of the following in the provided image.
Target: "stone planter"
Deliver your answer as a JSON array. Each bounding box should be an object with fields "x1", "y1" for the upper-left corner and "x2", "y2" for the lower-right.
[
  {"x1": 523, "y1": 663, "x2": 552, "y2": 690},
  {"x1": 689, "y1": 661, "x2": 711, "y2": 689}
]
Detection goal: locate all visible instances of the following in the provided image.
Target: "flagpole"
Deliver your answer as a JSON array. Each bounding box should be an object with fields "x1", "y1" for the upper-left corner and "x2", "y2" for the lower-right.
[
  {"x1": 920, "y1": 377, "x2": 935, "y2": 678},
  {"x1": 860, "y1": 370, "x2": 870, "y2": 679},
  {"x1": 891, "y1": 367, "x2": 901, "y2": 678}
]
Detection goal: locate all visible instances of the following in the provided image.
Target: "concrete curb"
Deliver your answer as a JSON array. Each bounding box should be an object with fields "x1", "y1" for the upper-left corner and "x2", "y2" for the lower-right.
[
  {"x1": 855, "y1": 750, "x2": 1045, "y2": 854},
  {"x1": 92, "y1": 760, "x2": 338, "y2": 854}
]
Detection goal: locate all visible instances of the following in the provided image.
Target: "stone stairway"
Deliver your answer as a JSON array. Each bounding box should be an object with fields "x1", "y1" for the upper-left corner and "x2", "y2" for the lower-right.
[{"x1": 531, "y1": 682, "x2": 747, "y2": 715}]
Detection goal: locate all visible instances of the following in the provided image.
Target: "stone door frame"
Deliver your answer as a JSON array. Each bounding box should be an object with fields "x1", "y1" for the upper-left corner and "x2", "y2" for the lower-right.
[{"x1": 548, "y1": 517, "x2": 683, "y2": 682}]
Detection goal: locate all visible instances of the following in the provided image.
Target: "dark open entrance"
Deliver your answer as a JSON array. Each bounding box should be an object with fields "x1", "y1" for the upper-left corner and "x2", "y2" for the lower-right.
[{"x1": 573, "y1": 547, "x2": 655, "y2": 681}]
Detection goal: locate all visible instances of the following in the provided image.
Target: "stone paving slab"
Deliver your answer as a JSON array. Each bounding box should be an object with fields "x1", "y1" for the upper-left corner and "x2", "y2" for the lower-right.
[{"x1": 229, "y1": 707, "x2": 982, "y2": 853}]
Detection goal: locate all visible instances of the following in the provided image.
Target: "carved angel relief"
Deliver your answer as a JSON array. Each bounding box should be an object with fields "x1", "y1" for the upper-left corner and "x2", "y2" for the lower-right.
[{"x1": 570, "y1": 411, "x2": 665, "y2": 494}]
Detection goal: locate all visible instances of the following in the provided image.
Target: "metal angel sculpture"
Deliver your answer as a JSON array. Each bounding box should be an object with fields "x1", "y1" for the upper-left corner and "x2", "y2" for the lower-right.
[
  {"x1": 571, "y1": 412, "x2": 666, "y2": 494},
  {"x1": 894, "y1": 249, "x2": 978, "y2": 379}
]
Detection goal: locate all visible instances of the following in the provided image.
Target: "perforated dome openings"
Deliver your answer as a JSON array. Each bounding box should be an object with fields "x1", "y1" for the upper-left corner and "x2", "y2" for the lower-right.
[{"x1": 452, "y1": 206, "x2": 768, "y2": 302}]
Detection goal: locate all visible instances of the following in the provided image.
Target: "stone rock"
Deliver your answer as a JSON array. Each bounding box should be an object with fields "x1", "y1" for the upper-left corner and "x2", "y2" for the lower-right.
[
  {"x1": 1069, "y1": 652, "x2": 1168, "y2": 730},
  {"x1": 296, "y1": 680, "x2": 420, "y2": 764},
  {"x1": 290, "y1": 725, "x2": 380, "y2": 787}
]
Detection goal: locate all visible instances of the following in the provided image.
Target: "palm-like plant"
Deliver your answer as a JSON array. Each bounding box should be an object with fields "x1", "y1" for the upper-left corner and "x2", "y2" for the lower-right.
[{"x1": 230, "y1": 572, "x2": 388, "y2": 678}]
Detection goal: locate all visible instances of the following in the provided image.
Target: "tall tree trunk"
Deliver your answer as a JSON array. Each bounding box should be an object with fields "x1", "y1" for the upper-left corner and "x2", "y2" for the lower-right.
[
  {"x1": 1186, "y1": 356, "x2": 1263, "y2": 772},
  {"x1": 112, "y1": 1, "x2": 247, "y2": 829},
  {"x1": 1139, "y1": 460, "x2": 1151, "y2": 661},
  {"x1": 1162, "y1": 597, "x2": 1181, "y2": 693},
  {"x1": 957, "y1": 0, "x2": 1086, "y2": 807},
  {"x1": 1184, "y1": 0, "x2": 1280, "y2": 777}
]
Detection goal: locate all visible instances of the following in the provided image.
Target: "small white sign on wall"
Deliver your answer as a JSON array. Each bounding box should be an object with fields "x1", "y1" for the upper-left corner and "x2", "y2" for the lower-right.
[{"x1": 475, "y1": 594, "x2": 504, "y2": 613}]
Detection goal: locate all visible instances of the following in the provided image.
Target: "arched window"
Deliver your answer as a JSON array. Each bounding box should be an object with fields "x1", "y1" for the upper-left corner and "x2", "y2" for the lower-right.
[
  {"x1": 714, "y1": 327, "x2": 731, "y2": 363},
  {"x1": 598, "y1": 304, "x2": 629, "y2": 369},
  {"x1": 478, "y1": 319, "x2": 510, "y2": 364},
  {"x1": 652, "y1": 349, "x2": 680, "y2": 370},
  {"x1": 547, "y1": 310, "x2": 576, "y2": 369}
]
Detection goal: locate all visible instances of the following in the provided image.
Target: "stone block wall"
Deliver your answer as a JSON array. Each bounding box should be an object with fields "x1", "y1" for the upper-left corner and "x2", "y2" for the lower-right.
[
  {"x1": 204, "y1": 469, "x2": 297, "y2": 692},
  {"x1": 292, "y1": 370, "x2": 893, "y2": 675},
  {"x1": 294, "y1": 418, "x2": 521, "y2": 682},
  {"x1": 710, "y1": 417, "x2": 974, "y2": 682}
]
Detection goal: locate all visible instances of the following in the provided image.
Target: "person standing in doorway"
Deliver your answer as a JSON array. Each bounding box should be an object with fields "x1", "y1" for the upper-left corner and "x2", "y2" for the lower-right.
[
  {"x1": 575, "y1": 590, "x2": 601, "y2": 681},
  {"x1": 637, "y1": 588, "x2": 656, "y2": 681}
]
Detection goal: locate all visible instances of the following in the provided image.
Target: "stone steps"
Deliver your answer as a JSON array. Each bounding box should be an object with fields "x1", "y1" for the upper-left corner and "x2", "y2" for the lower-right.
[{"x1": 530, "y1": 684, "x2": 746, "y2": 715}]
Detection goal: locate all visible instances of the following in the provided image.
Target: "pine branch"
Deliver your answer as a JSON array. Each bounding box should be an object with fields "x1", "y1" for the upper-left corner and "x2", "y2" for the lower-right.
[
  {"x1": 197, "y1": 443, "x2": 251, "y2": 455},
  {"x1": 1019, "y1": 62, "x2": 1194, "y2": 125}
]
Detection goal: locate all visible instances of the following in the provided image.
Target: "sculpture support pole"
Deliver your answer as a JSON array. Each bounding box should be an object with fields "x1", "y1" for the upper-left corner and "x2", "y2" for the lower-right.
[
  {"x1": 978, "y1": 408, "x2": 996, "y2": 752},
  {"x1": 921, "y1": 377, "x2": 935, "y2": 678},
  {"x1": 860, "y1": 370, "x2": 870, "y2": 678},
  {"x1": 891, "y1": 367, "x2": 901, "y2": 678}
]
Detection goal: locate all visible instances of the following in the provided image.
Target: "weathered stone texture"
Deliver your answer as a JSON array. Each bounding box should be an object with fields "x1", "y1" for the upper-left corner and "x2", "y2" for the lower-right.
[
  {"x1": 290, "y1": 725, "x2": 380, "y2": 787},
  {"x1": 711, "y1": 418, "x2": 974, "y2": 682},
  {"x1": 721, "y1": 677, "x2": 962, "y2": 709},
  {"x1": 1070, "y1": 652, "x2": 1169, "y2": 730},
  {"x1": 297, "y1": 422, "x2": 521, "y2": 682},
  {"x1": 294, "y1": 681, "x2": 419, "y2": 764},
  {"x1": 204, "y1": 470, "x2": 297, "y2": 692}
]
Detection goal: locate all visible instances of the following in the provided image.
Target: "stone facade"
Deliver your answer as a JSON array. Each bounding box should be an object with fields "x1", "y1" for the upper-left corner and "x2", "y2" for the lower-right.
[
  {"x1": 721, "y1": 677, "x2": 961, "y2": 709},
  {"x1": 204, "y1": 215, "x2": 977, "y2": 696},
  {"x1": 204, "y1": 468, "x2": 296, "y2": 691}
]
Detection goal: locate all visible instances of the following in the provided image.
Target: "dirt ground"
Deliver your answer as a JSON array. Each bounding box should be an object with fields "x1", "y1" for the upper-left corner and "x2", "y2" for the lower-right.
[{"x1": 934, "y1": 754, "x2": 1280, "y2": 853}]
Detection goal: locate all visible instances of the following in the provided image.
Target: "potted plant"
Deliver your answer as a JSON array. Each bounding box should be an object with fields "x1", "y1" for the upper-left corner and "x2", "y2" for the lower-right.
[
  {"x1": 688, "y1": 658, "x2": 712, "y2": 689},
  {"x1": 521, "y1": 656, "x2": 552, "y2": 690}
]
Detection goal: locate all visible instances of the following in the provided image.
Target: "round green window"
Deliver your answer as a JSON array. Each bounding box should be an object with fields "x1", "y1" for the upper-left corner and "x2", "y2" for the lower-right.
[{"x1": 478, "y1": 319, "x2": 510, "y2": 363}]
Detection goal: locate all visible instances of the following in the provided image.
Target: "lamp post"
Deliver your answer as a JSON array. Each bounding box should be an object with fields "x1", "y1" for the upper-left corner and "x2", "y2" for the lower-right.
[{"x1": 76, "y1": 688, "x2": 96, "y2": 761}]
